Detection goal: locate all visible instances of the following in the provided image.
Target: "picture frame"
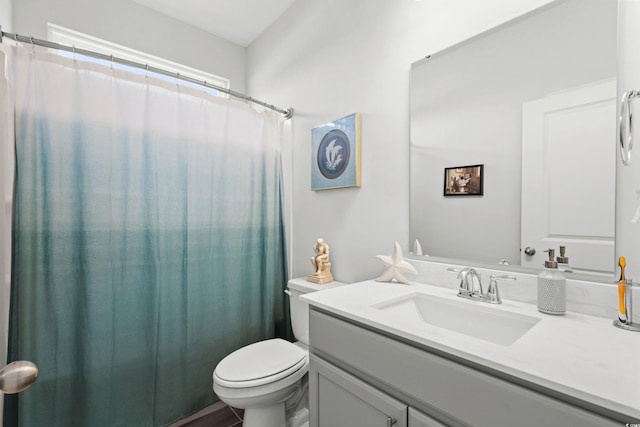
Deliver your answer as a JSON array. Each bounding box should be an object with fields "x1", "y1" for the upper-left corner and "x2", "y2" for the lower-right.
[
  {"x1": 443, "y1": 164, "x2": 484, "y2": 196},
  {"x1": 311, "y1": 113, "x2": 362, "y2": 190}
]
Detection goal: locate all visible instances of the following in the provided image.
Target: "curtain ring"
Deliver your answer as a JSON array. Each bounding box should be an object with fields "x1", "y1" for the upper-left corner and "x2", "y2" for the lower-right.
[
  {"x1": 29, "y1": 36, "x2": 35, "y2": 53},
  {"x1": 176, "y1": 72, "x2": 180, "y2": 86},
  {"x1": 110, "y1": 55, "x2": 114, "y2": 71},
  {"x1": 145, "y1": 64, "x2": 149, "y2": 80},
  {"x1": 72, "y1": 45, "x2": 76, "y2": 62}
]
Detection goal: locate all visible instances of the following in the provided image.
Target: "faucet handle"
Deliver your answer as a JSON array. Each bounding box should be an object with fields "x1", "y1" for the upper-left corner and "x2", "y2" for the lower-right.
[{"x1": 484, "y1": 274, "x2": 516, "y2": 304}]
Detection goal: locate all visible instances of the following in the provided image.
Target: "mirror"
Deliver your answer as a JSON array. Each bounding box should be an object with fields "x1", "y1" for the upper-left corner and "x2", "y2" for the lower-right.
[{"x1": 409, "y1": 0, "x2": 618, "y2": 279}]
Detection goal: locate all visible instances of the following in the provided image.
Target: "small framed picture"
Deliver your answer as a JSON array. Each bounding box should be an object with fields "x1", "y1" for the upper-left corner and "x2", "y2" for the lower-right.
[
  {"x1": 311, "y1": 113, "x2": 362, "y2": 191},
  {"x1": 444, "y1": 164, "x2": 484, "y2": 196}
]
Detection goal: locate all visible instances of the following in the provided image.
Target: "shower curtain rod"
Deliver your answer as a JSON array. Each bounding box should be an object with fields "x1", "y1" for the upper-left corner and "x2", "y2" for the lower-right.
[{"x1": 0, "y1": 27, "x2": 294, "y2": 119}]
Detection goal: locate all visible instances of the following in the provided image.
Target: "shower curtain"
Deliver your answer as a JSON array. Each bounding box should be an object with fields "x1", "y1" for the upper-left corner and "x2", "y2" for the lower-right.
[{"x1": 1, "y1": 42, "x2": 289, "y2": 426}]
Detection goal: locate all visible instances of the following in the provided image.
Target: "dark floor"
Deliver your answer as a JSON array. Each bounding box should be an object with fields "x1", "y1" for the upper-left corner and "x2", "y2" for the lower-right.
[{"x1": 170, "y1": 401, "x2": 244, "y2": 427}]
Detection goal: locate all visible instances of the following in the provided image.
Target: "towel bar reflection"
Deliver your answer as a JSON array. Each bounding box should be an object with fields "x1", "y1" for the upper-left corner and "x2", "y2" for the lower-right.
[{"x1": 619, "y1": 89, "x2": 640, "y2": 165}]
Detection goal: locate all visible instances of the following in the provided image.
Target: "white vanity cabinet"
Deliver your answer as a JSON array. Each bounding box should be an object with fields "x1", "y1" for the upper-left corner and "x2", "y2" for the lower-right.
[{"x1": 308, "y1": 307, "x2": 621, "y2": 427}]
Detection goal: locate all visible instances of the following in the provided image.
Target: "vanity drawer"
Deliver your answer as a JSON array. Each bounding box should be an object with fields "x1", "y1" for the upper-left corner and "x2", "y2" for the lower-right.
[{"x1": 309, "y1": 308, "x2": 619, "y2": 427}]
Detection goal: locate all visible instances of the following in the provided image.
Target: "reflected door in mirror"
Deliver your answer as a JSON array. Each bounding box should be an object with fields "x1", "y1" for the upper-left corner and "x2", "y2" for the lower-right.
[{"x1": 521, "y1": 79, "x2": 616, "y2": 275}]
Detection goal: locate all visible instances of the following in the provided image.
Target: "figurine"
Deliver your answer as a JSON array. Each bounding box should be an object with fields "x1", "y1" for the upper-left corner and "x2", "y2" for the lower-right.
[{"x1": 307, "y1": 238, "x2": 333, "y2": 284}]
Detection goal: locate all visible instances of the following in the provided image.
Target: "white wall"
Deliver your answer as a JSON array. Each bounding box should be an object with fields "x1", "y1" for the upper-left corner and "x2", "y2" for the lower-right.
[
  {"x1": 12, "y1": 0, "x2": 247, "y2": 92},
  {"x1": 0, "y1": 0, "x2": 10, "y2": 32},
  {"x1": 248, "y1": 0, "x2": 556, "y2": 283}
]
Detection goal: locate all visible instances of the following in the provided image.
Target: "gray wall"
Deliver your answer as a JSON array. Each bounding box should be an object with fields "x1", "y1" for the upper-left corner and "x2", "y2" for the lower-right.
[
  {"x1": 247, "y1": 0, "x2": 556, "y2": 283},
  {"x1": 12, "y1": 0, "x2": 247, "y2": 92}
]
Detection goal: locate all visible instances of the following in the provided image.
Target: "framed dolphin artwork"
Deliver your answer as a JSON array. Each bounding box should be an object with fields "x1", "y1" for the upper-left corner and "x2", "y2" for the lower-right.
[{"x1": 311, "y1": 113, "x2": 362, "y2": 190}]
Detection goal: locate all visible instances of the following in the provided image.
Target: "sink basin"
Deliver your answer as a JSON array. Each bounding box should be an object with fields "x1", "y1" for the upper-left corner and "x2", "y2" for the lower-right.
[{"x1": 373, "y1": 293, "x2": 540, "y2": 346}]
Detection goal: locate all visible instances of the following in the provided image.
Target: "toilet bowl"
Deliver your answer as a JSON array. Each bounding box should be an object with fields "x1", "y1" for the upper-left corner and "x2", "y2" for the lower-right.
[
  {"x1": 213, "y1": 339, "x2": 309, "y2": 427},
  {"x1": 212, "y1": 278, "x2": 345, "y2": 427}
]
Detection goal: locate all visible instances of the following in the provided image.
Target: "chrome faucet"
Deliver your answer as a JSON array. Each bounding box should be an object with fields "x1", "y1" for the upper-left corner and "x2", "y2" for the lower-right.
[
  {"x1": 447, "y1": 267, "x2": 516, "y2": 304},
  {"x1": 456, "y1": 267, "x2": 483, "y2": 300}
]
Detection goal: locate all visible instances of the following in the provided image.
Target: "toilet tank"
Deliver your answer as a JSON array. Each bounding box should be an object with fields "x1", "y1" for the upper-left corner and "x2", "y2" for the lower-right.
[{"x1": 287, "y1": 278, "x2": 345, "y2": 346}]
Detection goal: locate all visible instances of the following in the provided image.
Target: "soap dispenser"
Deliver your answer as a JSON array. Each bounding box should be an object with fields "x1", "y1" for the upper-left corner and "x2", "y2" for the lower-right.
[
  {"x1": 556, "y1": 245, "x2": 572, "y2": 273},
  {"x1": 537, "y1": 249, "x2": 566, "y2": 315}
]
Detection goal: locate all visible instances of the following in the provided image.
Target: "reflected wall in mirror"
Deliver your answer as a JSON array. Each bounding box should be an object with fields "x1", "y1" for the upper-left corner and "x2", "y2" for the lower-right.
[{"x1": 410, "y1": 0, "x2": 617, "y2": 277}]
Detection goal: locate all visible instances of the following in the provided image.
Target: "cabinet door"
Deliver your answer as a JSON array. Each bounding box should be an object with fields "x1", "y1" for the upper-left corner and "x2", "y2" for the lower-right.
[
  {"x1": 408, "y1": 408, "x2": 447, "y2": 427},
  {"x1": 309, "y1": 355, "x2": 407, "y2": 427}
]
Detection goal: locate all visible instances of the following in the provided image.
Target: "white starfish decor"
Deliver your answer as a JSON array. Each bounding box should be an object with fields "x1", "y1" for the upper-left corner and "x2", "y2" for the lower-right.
[{"x1": 375, "y1": 242, "x2": 417, "y2": 284}]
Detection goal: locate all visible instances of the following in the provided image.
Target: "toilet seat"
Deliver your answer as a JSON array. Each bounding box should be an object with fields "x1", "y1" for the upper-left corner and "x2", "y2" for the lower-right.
[{"x1": 214, "y1": 339, "x2": 307, "y2": 388}]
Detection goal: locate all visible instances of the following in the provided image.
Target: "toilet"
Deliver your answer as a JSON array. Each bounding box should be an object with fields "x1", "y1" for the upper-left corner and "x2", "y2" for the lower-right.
[{"x1": 212, "y1": 278, "x2": 345, "y2": 427}]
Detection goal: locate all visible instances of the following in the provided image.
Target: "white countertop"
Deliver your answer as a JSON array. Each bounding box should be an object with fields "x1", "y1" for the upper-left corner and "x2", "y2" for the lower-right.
[{"x1": 302, "y1": 279, "x2": 640, "y2": 419}]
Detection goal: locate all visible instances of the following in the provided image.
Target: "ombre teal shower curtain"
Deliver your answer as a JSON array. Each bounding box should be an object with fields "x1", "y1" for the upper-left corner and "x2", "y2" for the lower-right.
[{"x1": 2, "y1": 42, "x2": 289, "y2": 426}]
